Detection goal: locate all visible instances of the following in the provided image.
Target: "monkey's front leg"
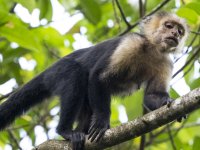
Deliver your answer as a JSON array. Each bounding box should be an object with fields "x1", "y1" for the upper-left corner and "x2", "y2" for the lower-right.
[
  {"x1": 88, "y1": 74, "x2": 111, "y2": 142},
  {"x1": 144, "y1": 92, "x2": 186, "y2": 122}
]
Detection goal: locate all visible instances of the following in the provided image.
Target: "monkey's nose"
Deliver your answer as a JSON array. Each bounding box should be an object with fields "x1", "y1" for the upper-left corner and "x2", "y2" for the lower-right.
[{"x1": 172, "y1": 31, "x2": 178, "y2": 37}]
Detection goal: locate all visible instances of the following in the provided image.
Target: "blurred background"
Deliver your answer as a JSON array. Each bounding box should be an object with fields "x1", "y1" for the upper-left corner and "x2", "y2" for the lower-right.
[{"x1": 0, "y1": 0, "x2": 200, "y2": 149}]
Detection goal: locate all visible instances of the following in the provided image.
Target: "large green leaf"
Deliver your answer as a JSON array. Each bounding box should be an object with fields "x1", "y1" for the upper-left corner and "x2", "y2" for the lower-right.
[
  {"x1": 0, "y1": 15, "x2": 42, "y2": 51},
  {"x1": 121, "y1": 89, "x2": 143, "y2": 120},
  {"x1": 190, "y1": 78, "x2": 200, "y2": 90},
  {"x1": 33, "y1": 27, "x2": 65, "y2": 47},
  {"x1": 193, "y1": 136, "x2": 200, "y2": 150},
  {"x1": 0, "y1": 0, "x2": 14, "y2": 12},
  {"x1": 79, "y1": 0, "x2": 101, "y2": 25},
  {"x1": 37, "y1": 0, "x2": 52, "y2": 21},
  {"x1": 186, "y1": 2, "x2": 200, "y2": 15},
  {"x1": 170, "y1": 88, "x2": 180, "y2": 99},
  {"x1": 183, "y1": 61, "x2": 195, "y2": 86},
  {"x1": 0, "y1": 10, "x2": 10, "y2": 24},
  {"x1": 177, "y1": 7, "x2": 198, "y2": 24}
]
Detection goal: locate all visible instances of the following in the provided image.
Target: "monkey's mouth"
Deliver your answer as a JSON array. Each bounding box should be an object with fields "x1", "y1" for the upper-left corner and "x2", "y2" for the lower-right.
[{"x1": 165, "y1": 37, "x2": 178, "y2": 47}]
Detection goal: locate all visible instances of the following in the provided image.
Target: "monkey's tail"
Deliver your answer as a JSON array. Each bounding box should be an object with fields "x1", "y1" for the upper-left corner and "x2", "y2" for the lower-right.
[{"x1": 0, "y1": 74, "x2": 50, "y2": 130}]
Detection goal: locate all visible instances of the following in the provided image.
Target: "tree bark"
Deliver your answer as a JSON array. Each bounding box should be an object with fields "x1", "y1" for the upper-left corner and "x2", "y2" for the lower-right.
[{"x1": 34, "y1": 88, "x2": 200, "y2": 150}]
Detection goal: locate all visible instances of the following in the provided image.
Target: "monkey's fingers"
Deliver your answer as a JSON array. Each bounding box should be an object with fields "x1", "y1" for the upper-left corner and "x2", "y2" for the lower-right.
[
  {"x1": 88, "y1": 126, "x2": 97, "y2": 141},
  {"x1": 88, "y1": 128, "x2": 107, "y2": 143},
  {"x1": 88, "y1": 120, "x2": 109, "y2": 142},
  {"x1": 90, "y1": 128, "x2": 100, "y2": 142},
  {"x1": 95, "y1": 129, "x2": 106, "y2": 143},
  {"x1": 88, "y1": 123, "x2": 95, "y2": 134},
  {"x1": 166, "y1": 98, "x2": 173, "y2": 107}
]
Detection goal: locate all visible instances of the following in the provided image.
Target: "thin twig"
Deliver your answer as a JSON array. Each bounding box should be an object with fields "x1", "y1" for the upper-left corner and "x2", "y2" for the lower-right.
[
  {"x1": 139, "y1": 0, "x2": 145, "y2": 17},
  {"x1": 7, "y1": 130, "x2": 22, "y2": 150},
  {"x1": 171, "y1": 62, "x2": 194, "y2": 86},
  {"x1": 149, "y1": 118, "x2": 188, "y2": 146},
  {"x1": 43, "y1": 42, "x2": 61, "y2": 59},
  {"x1": 172, "y1": 46, "x2": 200, "y2": 78},
  {"x1": 7, "y1": 124, "x2": 30, "y2": 130},
  {"x1": 112, "y1": 0, "x2": 121, "y2": 32},
  {"x1": 181, "y1": 0, "x2": 185, "y2": 4},
  {"x1": 115, "y1": 0, "x2": 131, "y2": 28},
  {"x1": 191, "y1": 31, "x2": 200, "y2": 35},
  {"x1": 139, "y1": 135, "x2": 146, "y2": 150},
  {"x1": 143, "y1": 0, "x2": 147, "y2": 15},
  {"x1": 167, "y1": 125, "x2": 177, "y2": 150},
  {"x1": 139, "y1": 104, "x2": 148, "y2": 150},
  {"x1": 120, "y1": 0, "x2": 171, "y2": 36},
  {"x1": 174, "y1": 27, "x2": 200, "y2": 63}
]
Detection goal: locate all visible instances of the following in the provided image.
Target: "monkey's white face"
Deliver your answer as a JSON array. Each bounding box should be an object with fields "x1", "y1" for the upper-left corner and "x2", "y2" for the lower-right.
[{"x1": 154, "y1": 21, "x2": 185, "y2": 52}]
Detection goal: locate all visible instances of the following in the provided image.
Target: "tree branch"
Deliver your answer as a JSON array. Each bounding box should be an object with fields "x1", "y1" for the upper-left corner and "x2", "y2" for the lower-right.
[
  {"x1": 120, "y1": 0, "x2": 171, "y2": 36},
  {"x1": 115, "y1": 0, "x2": 131, "y2": 28},
  {"x1": 191, "y1": 31, "x2": 200, "y2": 35},
  {"x1": 139, "y1": 0, "x2": 145, "y2": 18},
  {"x1": 34, "y1": 87, "x2": 200, "y2": 150},
  {"x1": 172, "y1": 46, "x2": 200, "y2": 78}
]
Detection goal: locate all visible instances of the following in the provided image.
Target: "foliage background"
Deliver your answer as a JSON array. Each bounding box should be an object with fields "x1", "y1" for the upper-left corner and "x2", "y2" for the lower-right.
[{"x1": 0, "y1": 0, "x2": 200, "y2": 149}]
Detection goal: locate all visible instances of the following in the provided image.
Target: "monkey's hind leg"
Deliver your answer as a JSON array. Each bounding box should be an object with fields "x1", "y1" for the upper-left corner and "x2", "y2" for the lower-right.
[
  {"x1": 56, "y1": 64, "x2": 87, "y2": 150},
  {"x1": 56, "y1": 94, "x2": 85, "y2": 150},
  {"x1": 88, "y1": 72, "x2": 111, "y2": 143},
  {"x1": 75, "y1": 101, "x2": 92, "y2": 134}
]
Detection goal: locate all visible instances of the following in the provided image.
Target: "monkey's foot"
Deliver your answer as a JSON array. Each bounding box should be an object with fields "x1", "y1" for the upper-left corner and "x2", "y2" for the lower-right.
[
  {"x1": 162, "y1": 97, "x2": 173, "y2": 108},
  {"x1": 144, "y1": 93, "x2": 173, "y2": 111},
  {"x1": 88, "y1": 120, "x2": 110, "y2": 142},
  {"x1": 59, "y1": 131, "x2": 85, "y2": 150}
]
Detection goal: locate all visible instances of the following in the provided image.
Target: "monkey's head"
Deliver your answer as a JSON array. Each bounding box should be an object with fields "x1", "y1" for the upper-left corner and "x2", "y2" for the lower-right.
[{"x1": 140, "y1": 11, "x2": 189, "y2": 53}]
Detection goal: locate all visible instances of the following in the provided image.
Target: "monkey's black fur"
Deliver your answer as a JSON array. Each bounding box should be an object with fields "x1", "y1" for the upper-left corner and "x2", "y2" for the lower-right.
[
  {"x1": 0, "y1": 11, "x2": 188, "y2": 150},
  {"x1": 0, "y1": 35, "x2": 169, "y2": 149},
  {"x1": 0, "y1": 37, "x2": 123, "y2": 150}
]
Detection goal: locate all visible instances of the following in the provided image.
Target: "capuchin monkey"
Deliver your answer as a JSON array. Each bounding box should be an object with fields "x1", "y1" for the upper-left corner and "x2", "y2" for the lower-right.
[{"x1": 0, "y1": 12, "x2": 189, "y2": 150}]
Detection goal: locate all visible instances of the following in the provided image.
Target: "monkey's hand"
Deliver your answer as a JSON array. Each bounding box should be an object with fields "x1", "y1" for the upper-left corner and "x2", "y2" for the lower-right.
[
  {"x1": 59, "y1": 131, "x2": 85, "y2": 150},
  {"x1": 144, "y1": 92, "x2": 172, "y2": 111},
  {"x1": 144, "y1": 92, "x2": 186, "y2": 122},
  {"x1": 88, "y1": 117, "x2": 110, "y2": 143}
]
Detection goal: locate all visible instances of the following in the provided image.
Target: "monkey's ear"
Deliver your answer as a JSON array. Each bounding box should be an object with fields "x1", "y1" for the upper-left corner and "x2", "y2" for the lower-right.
[
  {"x1": 142, "y1": 16, "x2": 152, "y2": 24},
  {"x1": 140, "y1": 11, "x2": 167, "y2": 26},
  {"x1": 140, "y1": 16, "x2": 152, "y2": 34}
]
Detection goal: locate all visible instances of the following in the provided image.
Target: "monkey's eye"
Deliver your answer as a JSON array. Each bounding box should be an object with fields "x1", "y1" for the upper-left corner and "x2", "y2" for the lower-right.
[
  {"x1": 178, "y1": 28, "x2": 184, "y2": 36},
  {"x1": 164, "y1": 22, "x2": 173, "y2": 29}
]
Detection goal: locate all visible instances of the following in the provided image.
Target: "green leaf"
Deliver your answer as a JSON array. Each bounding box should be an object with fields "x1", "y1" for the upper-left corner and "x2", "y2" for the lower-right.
[
  {"x1": 0, "y1": 15, "x2": 42, "y2": 51},
  {"x1": 3, "y1": 47, "x2": 30, "y2": 58},
  {"x1": 121, "y1": 89, "x2": 143, "y2": 120},
  {"x1": 0, "y1": 0, "x2": 15, "y2": 12},
  {"x1": 37, "y1": 0, "x2": 52, "y2": 21},
  {"x1": 0, "y1": 10, "x2": 10, "y2": 24},
  {"x1": 190, "y1": 78, "x2": 200, "y2": 90},
  {"x1": 193, "y1": 136, "x2": 200, "y2": 150},
  {"x1": 177, "y1": 7, "x2": 198, "y2": 24},
  {"x1": 186, "y1": 2, "x2": 200, "y2": 15},
  {"x1": 183, "y1": 60, "x2": 195, "y2": 86},
  {"x1": 170, "y1": 88, "x2": 180, "y2": 99},
  {"x1": 14, "y1": 0, "x2": 36, "y2": 13},
  {"x1": 0, "y1": 74, "x2": 10, "y2": 84},
  {"x1": 33, "y1": 27, "x2": 65, "y2": 47},
  {"x1": 79, "y1": 0, "x2": 101, "y2": 25}
]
